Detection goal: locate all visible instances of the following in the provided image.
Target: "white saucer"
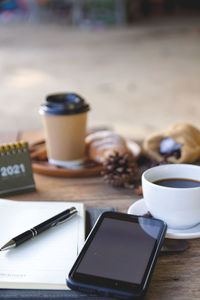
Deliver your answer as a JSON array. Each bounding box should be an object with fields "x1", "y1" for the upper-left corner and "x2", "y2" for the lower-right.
[{"x1": 128, "y1": 199, "x2": 200, "y2": 239}]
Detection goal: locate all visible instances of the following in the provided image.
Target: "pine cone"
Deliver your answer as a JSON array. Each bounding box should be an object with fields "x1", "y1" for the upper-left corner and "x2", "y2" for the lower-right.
[{"x1": 102, "y1": 152, "x2": 137, "y2": 188}]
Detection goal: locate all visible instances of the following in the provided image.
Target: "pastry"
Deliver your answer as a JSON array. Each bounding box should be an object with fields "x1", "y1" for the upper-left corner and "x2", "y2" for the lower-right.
[{"x1": 85, "y1": 130, "x2": 129, "y2": 163}]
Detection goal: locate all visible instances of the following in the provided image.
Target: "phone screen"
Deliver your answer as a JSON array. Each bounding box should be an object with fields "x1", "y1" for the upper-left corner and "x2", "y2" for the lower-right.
[{"x1": 75, "y1": 215, "x2": 163, "y2": 286}]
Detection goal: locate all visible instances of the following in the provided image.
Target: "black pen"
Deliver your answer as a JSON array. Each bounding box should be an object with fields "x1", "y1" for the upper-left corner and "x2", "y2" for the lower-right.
[{"x1": 0, "y1": 206, "x2": 77, "y2": 251}]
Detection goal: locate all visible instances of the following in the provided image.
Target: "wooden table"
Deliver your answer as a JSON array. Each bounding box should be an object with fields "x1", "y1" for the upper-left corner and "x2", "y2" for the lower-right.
[{"x1": 1, "y1": 130, "x2": 200, "y2": 300}]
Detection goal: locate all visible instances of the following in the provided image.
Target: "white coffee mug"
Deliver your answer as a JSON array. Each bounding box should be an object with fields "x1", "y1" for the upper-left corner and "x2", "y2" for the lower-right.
[{"x1": 142, "y1": 164, "x2": 200, "y2": 229}]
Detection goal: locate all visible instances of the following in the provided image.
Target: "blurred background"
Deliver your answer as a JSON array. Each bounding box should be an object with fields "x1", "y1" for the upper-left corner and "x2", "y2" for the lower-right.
[{"x1": 0, "y1": 0, "x2": 200, "y2": 139}]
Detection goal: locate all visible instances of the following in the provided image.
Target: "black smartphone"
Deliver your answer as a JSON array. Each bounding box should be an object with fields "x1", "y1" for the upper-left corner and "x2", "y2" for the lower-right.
[{"x1": 67, "y1": 212, "x2": 167, "y2": 299}]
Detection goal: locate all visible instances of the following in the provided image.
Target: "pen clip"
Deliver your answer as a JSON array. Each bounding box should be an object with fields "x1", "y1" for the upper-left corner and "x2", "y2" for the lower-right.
[{"x1": 51, "y1": 209, "x2": 78, "y2": 227}]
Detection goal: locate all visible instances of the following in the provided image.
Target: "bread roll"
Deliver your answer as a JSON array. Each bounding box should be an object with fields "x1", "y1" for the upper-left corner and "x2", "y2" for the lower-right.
[{"x1": 86, "y1": 131, "x2": 129, "y2": 163}]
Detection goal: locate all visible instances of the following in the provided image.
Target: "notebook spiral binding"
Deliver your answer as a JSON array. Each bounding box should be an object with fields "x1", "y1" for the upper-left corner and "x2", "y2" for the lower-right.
[{"x1": 0, "y1": 142, "x2": 28, "y2": 155}]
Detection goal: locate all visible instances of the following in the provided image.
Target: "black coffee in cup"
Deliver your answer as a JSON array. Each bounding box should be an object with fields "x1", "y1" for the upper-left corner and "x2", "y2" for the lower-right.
[{"x1": 154, "y1": 178, "x2": 200, "y2": 188}]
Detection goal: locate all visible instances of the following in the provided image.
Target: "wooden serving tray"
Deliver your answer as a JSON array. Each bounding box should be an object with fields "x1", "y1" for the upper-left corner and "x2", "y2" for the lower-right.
[
  {"x1": 30, "y1": 139, "x2": 141, "y2": 178},
  {"x1": 32, "y1": 161, "x2": 103, "y2": 177}
]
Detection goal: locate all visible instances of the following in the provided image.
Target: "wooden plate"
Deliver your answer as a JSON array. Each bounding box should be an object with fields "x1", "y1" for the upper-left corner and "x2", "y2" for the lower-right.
[
  {"x1": 31, "y1": 140, "x2": 141, "y2": 177},
  {"x1": 32, "y1": 161, "x2": 103, "y2": 177}
]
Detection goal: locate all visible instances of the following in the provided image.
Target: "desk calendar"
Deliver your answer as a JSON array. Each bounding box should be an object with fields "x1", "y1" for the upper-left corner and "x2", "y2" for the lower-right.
[{"x1": 0, "y1": 142, "x2": 35, "y2": 196}]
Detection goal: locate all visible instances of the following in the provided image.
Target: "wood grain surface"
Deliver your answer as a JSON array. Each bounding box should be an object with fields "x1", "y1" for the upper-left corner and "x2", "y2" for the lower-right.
[{"x1": 1, "y1": 130, "x2": 200, "y2": 300}]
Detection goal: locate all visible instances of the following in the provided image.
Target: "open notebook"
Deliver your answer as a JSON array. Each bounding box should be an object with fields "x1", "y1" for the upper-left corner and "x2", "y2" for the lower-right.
[{"x1": 0, "y1": 199, "x2": 85, "y2": 290}]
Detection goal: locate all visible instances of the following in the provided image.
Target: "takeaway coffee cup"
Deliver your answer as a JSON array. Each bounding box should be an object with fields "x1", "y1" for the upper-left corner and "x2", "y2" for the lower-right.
[
  {"x1": 39, "y1": 93, "x2": 90, "y2": 168},
  {"x1": 142, "y1": 164, "x2": 200, "y2": 229}
]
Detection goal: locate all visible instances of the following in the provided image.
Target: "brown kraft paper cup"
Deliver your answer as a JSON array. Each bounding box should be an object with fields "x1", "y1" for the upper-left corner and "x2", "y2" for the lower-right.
[{"x1": 39, "y1": 93, "x2": 90, "y2": 168}]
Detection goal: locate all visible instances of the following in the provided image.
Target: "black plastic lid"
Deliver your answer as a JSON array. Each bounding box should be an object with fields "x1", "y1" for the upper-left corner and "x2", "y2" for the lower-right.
[{"x1": 39, "y1": 93, "x2": 90, "y2": 116}]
